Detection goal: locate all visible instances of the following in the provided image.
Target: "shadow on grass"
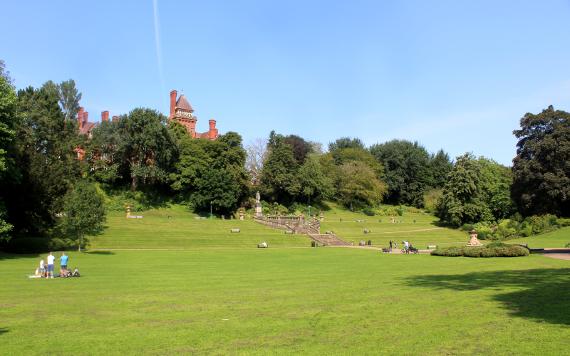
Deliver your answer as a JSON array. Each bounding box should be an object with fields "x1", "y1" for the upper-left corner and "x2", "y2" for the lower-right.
[
  {"x1": 0, "y1": 252, "x2": 40, "y2": 261},
  {"x1": 0, "y1": 327, "x2": 8, "y2": 335},
  {"x1": 85, "y1": 250, "x2": 115, "y2": 255},
  {"x1": 407, "y1": 268, "x2": 570, "y2": 326}
]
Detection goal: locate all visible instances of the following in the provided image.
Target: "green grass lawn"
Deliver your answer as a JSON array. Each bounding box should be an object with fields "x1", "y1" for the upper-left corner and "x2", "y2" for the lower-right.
[
  {"x1": 508, "y1": 227, "x2": 570, "y2": 248},
  {"x1": 1, "y1": 249, "x2": 568, "y2": 355},
  {"x1": 321, "y1": 204, "x2": 467, "y2": 248},
  {"x1": 89, "y1": 204, "x2": 310, "y2": 249},
  {"x1": 1, "y1": 205, "x2": 569, "y2": 355}
]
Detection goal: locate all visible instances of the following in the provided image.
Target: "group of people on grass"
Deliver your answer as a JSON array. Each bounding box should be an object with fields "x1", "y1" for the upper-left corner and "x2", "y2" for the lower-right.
[
  {"x1": 33, "y1": 252, "x2": 79, "y2": 278},
  {"x1": 388, "y1": 240, "x2": 416, "y2": 254}
]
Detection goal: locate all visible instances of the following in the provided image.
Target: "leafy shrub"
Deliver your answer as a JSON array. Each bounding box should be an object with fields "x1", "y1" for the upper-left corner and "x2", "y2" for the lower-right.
[
  {"x1": 376, "y1": 206, "x2": 398, "y2": 216},
  {"x1": 565, "y1": 243, "x2": 570, "y2": 248},
  {"x1": 557, "y1": 218, "x2": 570, "y2": 227},
  {"x1": 485, "y1": 241, "x2": 508, "y2": 248},
  {"x1": 423, "y1": 189, "x2": 442, "y2": 213},
  {"x1": 431, "y1": 244, "x2": 528, "y2": 257},
  {"x1": 396, "y1": 206, "x2": 404, "y2": 216},
  {"x1": 524, "y1": 214, "x2": 558, "y2": 235},
  {"x1": 362, "y1": 207, "x2": 375, "y2": 216},
  {"x1": 431, "y1": 247, "x2": 464, "y2": 257}
]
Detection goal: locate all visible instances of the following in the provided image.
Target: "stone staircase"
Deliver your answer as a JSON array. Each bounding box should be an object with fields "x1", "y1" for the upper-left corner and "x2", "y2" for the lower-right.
[
  {"x1": 254, "y1": 215, "x2": 350, "y2": 246},
  {"x1": 308, "y1": 233, "x2": 351, "y2": 246}
]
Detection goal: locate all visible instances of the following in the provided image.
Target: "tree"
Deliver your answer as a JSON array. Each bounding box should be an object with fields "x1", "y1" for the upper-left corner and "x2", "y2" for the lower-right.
[
  {"x1": 511, "y1": 106, "x2": 570, "y2": 216},
  {"x1": 169, "y1": 124, "x2": 209, "y2": 195},
  {"x1": 428, "y1": 149, "x2": 453, "y2": 188},
  {"x1": 61, "y1": 180, "x2": 106, "y2": 251},
  {"x1": 117, "y1": 108, "x2": 175, "y2": 191},
  {"x1": 331, "y1": 147, "x2": 383, "y2": 178},
  {"x1": 370, "y1": 140, "x2": 431, "y2": 207},
  {"x1": 328, "y1": 137, "x2": 365, "y2": 153},
  {"x1": 298, "y1": 154, "x2": 334, "y2": 204},
  {"x1": 0, "y1": 60, "x2": 16, "y2": 241},
  {"x1": 260, "y1": 132, "x2": 301, "y2": 203},
  {"x1": 86, "y1": 119, "x2": 124, "y2": 183},
  {"x1": 245, "y1": 138, "x2": 267, "y2": 186},
  {"x1": 196, "y1": 131, "x2": 249, "y2": 215},
  {"x1": 283, "y1": 134, "x2": 312, "y2": 164},
  {"x1": 2, "y1": 82, "x2": 81, "y2": 236},
  {"x1": 436, "y1": 154, "x2": 512, "y2": 226},
  {"x1": 337, "y1": 161, "x2": 387, "y2": 209},
  {"x1": 436, "y1": 153, "x2": 488, "y2": 227},
  {"x1": 169, "y1": 129, "x2": 249, "y2": 215},
  {"x1": 57, "y1": 79, "x2": 82, "y2": 122}
]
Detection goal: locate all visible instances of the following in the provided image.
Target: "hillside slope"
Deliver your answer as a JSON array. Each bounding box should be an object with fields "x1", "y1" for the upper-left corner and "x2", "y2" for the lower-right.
[{"x1": 89, "y1": 205, "x2": 310, "y2": 249}]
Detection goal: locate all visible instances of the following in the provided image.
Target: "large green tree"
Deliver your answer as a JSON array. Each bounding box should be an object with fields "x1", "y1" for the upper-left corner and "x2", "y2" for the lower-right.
[
  {"x1": 297, "y1": 154, "x2": 334, "y2": 204},
  {"x1": 0, "y1": 60, "x2": 16, "y2": 241},
  {"x1": 86, "y1": 119, "x2": 124, "y2": 184},
  {"x1": 260, "y1": 131, "x2": 301, "y2": 203},
  {"x1": 370, "y1": 140, "x2": 431, "y2": 207},
  {"x1": 2, "y1": 82, "x2": 81, "y2": 236},
  {"x1": 170, "y1": 127, "x2": 249, "y2": 215},
  {"x1": 436, "y1": 154, "x2": 513, "y2": 226},
  {"x1": 428, "y1": 149, "x2": 453, "y2": 188},
  {"x1": 61, "y1": 180, "x2": 106, "y2": 251},
  {"x1": 337, "y1": 161, "x2": 387, "y2": 209},
  {"x1": 116, "y1": 108, "x2": 175, "y2": 191},
  {"x1": 328, "y1": 137, "x2": 365, "y2": 153},
  {"x1": 511, "y1": 106, "x2": 570, "y2": 216}
]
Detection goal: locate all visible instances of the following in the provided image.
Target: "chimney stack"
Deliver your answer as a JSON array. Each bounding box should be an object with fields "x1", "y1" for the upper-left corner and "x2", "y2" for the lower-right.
[
  {"x1": 101, "y1": 111, "x2": 109, "y2": 122},
  {"x1": 208, "y1": 119, "x2": 218, "y2": 140},
  {"x1": 84, "y1": 112, "x2": 89, "y2": 126},
  {"x1": 169, "y1": 90, "x2": 177, "y2": 118},
  {"x1": 78, "y1": 107, "x2": 84, "y2": 130}
]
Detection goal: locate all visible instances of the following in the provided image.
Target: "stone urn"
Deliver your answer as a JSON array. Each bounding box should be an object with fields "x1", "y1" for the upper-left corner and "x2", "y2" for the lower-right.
[{"x1": 467, "y1": 230, "x2": 482, "y2": 246}]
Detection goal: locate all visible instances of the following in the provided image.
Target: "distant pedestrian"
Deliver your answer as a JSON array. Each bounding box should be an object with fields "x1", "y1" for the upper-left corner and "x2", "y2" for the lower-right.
[
  {"x1": 389, "y1": 240, "x2": 393, "y2": 252},
  {"x1": 60, "y1": 252, "x2": 69, "y2": 274},
  {"x1": 404, "y1": 241, "x2": 410, "y2": 254},
  {"x1": 39, "y1": 259, "x2": 45, "y2": 277},
  {"x1": 46, "y1": 252, "x2": 55, "y2": 278}
]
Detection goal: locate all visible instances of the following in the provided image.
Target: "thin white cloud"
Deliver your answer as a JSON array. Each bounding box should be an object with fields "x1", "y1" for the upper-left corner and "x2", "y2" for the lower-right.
[{"x1": 152, "y1": 0, "x2": 165, "y2": 97}]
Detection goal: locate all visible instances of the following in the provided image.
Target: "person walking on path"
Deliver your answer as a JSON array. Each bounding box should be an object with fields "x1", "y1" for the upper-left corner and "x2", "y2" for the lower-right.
[
  {"x1": 389, "y1": 240, "x2": 393, "y2": 252},
  {"x1": 60, "y1": 253, "x2": 69, "y2": 274},
  {"x1": 404, "y1": 241, "x2": 410, "y2": 254},
  {"x1": 46, "y1": 252, "x2": 55, "y2": 279}
]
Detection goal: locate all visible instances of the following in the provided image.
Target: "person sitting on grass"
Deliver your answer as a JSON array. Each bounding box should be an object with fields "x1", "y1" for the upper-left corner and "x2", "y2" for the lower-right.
[{"x1": 39, "y1": 259, "x2": 45, "y2": 278}]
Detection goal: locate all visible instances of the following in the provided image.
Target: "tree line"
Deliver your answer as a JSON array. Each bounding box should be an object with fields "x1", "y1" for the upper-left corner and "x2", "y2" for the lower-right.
[{"x1": 0, "y1": 60, "x2": 568, "y2": 250}]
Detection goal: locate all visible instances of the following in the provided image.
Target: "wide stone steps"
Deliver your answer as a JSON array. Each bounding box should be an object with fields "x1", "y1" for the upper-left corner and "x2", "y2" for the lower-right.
[{"x1": 308, "y1": 233, "x2": 351, "y2": 246}]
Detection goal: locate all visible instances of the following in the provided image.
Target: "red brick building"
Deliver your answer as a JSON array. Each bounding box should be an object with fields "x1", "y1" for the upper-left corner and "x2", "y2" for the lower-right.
[{"x1": 168, "y1": 89, "x2": 218, "y2": 140}]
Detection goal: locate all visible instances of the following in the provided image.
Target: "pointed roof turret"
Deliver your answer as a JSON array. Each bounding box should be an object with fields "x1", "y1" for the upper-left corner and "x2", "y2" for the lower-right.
[{"x1": 176, "y1": 95, "x2": 194, "y2": 112}]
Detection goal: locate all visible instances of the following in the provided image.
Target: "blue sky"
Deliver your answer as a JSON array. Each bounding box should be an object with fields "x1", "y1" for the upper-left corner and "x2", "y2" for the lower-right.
[{"x1": 1, "y1": 0, "x2": 569, "y2": 165}]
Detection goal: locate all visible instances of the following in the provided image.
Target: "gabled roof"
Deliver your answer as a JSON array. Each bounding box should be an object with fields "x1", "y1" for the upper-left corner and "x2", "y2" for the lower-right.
[
  {"x1": 176, "y1": 95, "x2": 193, "y2": 112},
  {"x1": 80, "y1": 122, "x2": 96, "y2": 135}
]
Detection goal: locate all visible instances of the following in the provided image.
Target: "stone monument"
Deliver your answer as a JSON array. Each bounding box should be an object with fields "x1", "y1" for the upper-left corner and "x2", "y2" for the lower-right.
[
  {"x1": 467, "y1": 229, "x2": 483, "y2": 246},
  {"x1": 255, "y1": 191, "x2": 263, "y2": 218}
]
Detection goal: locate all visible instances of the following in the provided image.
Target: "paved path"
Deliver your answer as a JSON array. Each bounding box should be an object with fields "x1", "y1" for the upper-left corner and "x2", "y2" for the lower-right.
[
  {"x1": 372, "y1": 228, "x2": 444, "y2": 234},
  {"x1": 543, "y1": 253, "x2": 570, "y2": 260}
]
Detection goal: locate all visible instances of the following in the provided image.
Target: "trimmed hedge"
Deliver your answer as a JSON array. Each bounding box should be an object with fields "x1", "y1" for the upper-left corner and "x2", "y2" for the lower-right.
[{"x1": 431, "y1": 243, "x2": 529, "y2": 258}]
